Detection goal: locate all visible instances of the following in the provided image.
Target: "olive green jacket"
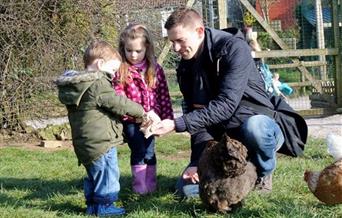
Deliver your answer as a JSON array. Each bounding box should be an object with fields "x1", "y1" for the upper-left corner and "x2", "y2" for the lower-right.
[{"x1": 56, "y1": 70, "x2": 144, "y2": 166}]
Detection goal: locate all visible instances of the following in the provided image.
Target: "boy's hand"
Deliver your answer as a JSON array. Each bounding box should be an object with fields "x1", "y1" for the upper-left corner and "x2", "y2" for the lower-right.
[{"x1": 140, "y1": 110, "x2": 160, "y2": 127}]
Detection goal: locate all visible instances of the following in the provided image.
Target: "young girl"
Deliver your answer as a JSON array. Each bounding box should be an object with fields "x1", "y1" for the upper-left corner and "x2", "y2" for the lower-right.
[{"x1": 113, "y1": 24, "x2": 174, "y2": 194}]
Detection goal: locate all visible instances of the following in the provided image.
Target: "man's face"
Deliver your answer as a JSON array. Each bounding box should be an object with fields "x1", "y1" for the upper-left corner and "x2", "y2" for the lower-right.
[{"x1": 167, "y1": 25, "x2": 204, "y2": 60}]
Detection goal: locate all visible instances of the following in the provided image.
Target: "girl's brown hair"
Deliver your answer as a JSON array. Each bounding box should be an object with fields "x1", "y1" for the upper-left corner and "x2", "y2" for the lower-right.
[{"x1": 118, "y1": 24, "x2": 156, "y2": 88}]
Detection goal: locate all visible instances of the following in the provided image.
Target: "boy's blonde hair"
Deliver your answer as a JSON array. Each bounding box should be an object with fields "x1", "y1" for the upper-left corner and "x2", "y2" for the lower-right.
[
  {"x1": 83, "y1": 40, "x2": 121, "y2": 69},
  {"x1": 118, "y1": 23, "x2": 156, "y2": 88}
]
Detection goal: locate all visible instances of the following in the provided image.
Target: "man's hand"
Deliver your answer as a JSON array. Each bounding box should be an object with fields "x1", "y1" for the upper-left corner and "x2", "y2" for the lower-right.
[
  {"x1": 182, "y1": 166, "x2": 199, "y2": 183},
  {"x1": 151, "y1": 119, "x2": 175, "y2": 136}
]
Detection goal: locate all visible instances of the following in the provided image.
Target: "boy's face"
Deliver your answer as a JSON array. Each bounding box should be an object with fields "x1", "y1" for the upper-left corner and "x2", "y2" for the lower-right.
[{"x1": 98, "y1": 59, "x2": 121, "y2": 75}]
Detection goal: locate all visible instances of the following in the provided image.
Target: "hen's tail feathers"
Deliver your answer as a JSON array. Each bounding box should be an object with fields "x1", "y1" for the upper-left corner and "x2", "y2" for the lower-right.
[{"x1": 327, "y1": 133, "x2": 342, "y2": 161}]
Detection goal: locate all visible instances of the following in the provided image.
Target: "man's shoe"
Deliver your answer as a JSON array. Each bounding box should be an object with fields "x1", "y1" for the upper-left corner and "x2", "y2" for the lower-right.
[
  {"x1": 255, "y1": 174, "x2": 272, "y2": 193},
  {"x1": 96, "y1": 204, "x2": 126, "y2": 216}
]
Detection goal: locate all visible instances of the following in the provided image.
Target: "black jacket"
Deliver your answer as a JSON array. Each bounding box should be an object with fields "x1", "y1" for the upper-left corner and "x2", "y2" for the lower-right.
[
  {"x1": 174, "y1": 27, "x2": 307, "y2": 159},
  {"x1": 175, "y1": 28, "x2": 271, "y2": 132}
]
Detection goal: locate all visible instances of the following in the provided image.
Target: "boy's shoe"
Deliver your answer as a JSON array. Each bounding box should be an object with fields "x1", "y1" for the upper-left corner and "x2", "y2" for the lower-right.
[
  {"x1": 255, "y1": 174, "x2": 272, "y2": 193},
  {"x1": 96, "y1": 204, "x2": 126, "y2": 216},
  {"x1": 85, "y1": 204, "x2": 97, "y2": 215}
]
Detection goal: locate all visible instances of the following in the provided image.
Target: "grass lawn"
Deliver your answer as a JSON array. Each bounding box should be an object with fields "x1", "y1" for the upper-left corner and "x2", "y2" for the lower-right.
[{"x1": 1, "y1": 134, "x2": 342, "y2": 217}]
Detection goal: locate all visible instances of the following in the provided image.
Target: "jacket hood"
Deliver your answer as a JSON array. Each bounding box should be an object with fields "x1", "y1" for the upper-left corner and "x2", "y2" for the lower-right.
[
  {"x1": 55, "y1": 70, "x2": 105, "y2": 85},
  {"x1": 205, "y1": 27, "x2": 246, "y2": 60},
  {"x1": 56, "y1": 70, "x2": 107, "y2": 106}
]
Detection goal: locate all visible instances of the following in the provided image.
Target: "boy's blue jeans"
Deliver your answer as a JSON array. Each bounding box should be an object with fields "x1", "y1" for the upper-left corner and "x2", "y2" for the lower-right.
[
  {"x1": 176, "y1": 115, "x2": 284, "y2": 197},
  {"x1": 84, "y1": 147, "x2": 120, "y2": 205},
  {"x1": 123, "y1": 122, "x2": 156, "y2": 165}
]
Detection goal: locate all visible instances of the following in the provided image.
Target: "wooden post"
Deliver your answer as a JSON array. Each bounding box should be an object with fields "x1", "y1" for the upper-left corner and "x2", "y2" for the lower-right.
[
  {"x1": 239, "y1": 0, "x2": 322, "y2": 92},
  {"x1": 332, "y1": 0, "x2": 342, "y2": 107},
  {"x1": 217, "y1": 0, "x2": 227, "y2": 29},
  {"x1": 315, "y1": 0, "x2": 327, "y2": 80},
  {"x1": 208, "y1": 0, "x2": 215, "y2": 28}
]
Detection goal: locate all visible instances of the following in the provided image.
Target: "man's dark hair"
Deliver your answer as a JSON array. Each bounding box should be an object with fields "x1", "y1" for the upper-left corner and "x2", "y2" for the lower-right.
[{"x1": 164, "y1": 7, "x2": 203, "y2": 30}]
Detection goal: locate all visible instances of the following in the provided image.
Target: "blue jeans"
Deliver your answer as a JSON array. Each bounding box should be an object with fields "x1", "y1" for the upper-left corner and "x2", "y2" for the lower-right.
[
  {"x1": 84, "y1": 147, "x2": 120, "y2": 205},
  {"x1": 237, "y1": 115, "x2": 284, "y2": 177},
  {"x1": 123, "y1": 122, "x2": 156, "y2": 165},
  {"x1": 176, "y1": 115, "x2": 284, "y2": 197}
]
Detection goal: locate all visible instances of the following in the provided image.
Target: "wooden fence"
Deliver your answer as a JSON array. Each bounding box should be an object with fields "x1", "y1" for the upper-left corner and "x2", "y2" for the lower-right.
[{"x1": 160, "y1": 0, "x2": 341, "y2": 117}]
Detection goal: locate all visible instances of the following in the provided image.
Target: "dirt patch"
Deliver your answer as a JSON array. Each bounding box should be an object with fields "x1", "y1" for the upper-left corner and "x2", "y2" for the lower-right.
[
  {"x1": 0, "y1": 140, "x2": 73, "y2": 152},
  {"x1": 306, "y1": 114, "x2": 342, "y2": 139},
  {"x1": 160, "y1": 150, "x2": 191, "y2": 161}
]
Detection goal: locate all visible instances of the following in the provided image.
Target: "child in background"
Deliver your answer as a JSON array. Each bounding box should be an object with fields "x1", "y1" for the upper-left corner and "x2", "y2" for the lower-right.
[
  {"x1": 113, "y1": 24, "x2": 173, "y2": 194},
  {"x1": 56, "y1": 40, "x2": 153, "y2": 216},
  {"x1": 247, "y1": 33, "x2": 293, "y2": 98},
  {"x1": 272, "y1": 73, "x2": 282, "y2": 96},
  {"x1": 248, "y1": 34, "x2": 274, "y2": 96},
  {"x1": 272, "y1": 72, "x2": 293, "y2": 97}
]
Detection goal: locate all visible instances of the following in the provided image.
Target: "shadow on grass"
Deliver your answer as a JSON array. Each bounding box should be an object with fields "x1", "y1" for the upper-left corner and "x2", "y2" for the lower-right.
[
  {"x1": 0, "y1": 174, "x2": 192, "y2": 215},
  {"x1": 0, "y1": 176, "x2": 84, "y2": 214},
  {"x1": 119, "y1": 175, "x2": 264, "y2": 217},
  {"x1": 1, "y1": 175, "x2": 322, "y2": 217},
  {"x1": 0, "y1": 177, "x2": 82, "y2": 200}
]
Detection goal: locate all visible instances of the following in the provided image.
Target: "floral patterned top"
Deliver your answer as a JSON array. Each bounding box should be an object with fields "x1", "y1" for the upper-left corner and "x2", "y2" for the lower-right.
[{"x1": 113, "y1": 59, "x2": 173, "y2": 121}]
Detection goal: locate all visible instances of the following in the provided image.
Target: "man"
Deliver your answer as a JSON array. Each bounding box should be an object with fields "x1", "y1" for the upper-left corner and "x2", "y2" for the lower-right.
[{"x1": 153, "y1": 7, "x2": 305, "y2": 197}]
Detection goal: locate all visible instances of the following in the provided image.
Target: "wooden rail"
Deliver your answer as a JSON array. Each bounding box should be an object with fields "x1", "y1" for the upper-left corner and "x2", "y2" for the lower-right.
[
  {"x1": 268, "y1": 61, "x2": 327, "y2": 69},
  {"x1": 239, "y1": 0, "x2": 324, "y2": 92},
  {"x1": 253, "y1": 48, "x2": 339, "y2": 58}
]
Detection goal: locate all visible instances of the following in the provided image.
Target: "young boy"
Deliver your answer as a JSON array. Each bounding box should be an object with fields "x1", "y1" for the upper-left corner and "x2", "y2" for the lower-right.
[{"x1": 56, "y1": 40, "x2": 149, "y2": 216}]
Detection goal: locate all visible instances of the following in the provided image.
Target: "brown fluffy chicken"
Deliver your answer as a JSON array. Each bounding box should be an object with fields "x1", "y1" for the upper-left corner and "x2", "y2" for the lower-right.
[
  {"x1": 304, "y1": 133, "x2": 342, "y2": 204},
  {"x1": 198, "y1": 134, "x2": 257, "y2": 212}
]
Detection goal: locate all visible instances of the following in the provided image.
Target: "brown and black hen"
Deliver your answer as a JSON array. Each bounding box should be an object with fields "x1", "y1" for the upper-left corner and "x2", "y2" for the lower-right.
[
  {"x1": 198, "y1": 134, "x2": 257, "y2": 213},
  {"x1": 304, "y1": 133, "x2": 342, "y2": 204}
]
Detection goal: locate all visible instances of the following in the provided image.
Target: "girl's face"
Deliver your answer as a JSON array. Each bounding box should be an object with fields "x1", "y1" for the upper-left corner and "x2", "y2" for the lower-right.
[{"x1": 124, "y1": 37, "x2": 146, "y2": 65}]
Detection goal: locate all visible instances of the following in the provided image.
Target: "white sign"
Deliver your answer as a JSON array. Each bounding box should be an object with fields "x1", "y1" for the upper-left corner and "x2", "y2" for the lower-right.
[{"x1": 160, "y1": 9, "x2": 174, "y2": 37}]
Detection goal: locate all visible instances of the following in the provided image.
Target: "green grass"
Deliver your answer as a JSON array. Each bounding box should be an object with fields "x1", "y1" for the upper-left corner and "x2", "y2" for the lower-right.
[{"x1": 1, "y1": 135, "x2": 342, "y2": 217}]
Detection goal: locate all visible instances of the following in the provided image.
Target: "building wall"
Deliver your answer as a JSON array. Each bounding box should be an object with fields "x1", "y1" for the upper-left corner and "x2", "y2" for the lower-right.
[{"x1": 256, "y1": 0, "x2": 300, "y2": 30}]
